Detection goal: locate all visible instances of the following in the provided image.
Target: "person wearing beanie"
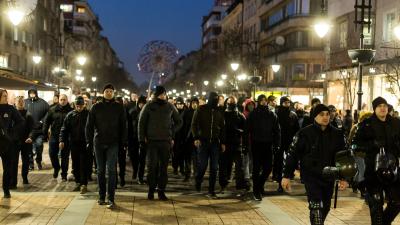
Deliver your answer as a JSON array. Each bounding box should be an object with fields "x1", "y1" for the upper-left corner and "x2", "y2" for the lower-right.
[
  {"x1": 302, "y1": 98, "x2": 322, "y2": 128},
  {"x1": 127, "y1": 95, "x2": 147, "y2": 184},
  {"x1": 191, "y1": 91, "x2": 226, "y2": 198},
  {"x1": 273, "y1": 96, "x2": 299, "y2": 192},
  {"x1": 247, "y1": 92, "x2": 281, "y2": 201},
  {"x1": 172, "y1": 96, "x2": 187, "y2": 176},
  {"x1": 138, "y1": 86, "x2": 182, "y2": 201},
  {"x1": 102, "y1": 84, "x2": 115, "y2": 93},
  {"x1": 86, "y1": 84, "x2": 127, "y2": 209},
  {"x1": 282, "y1": 104, "x2": 347, "y2": 224},
  {"x1": 59, "y1": 96, "x2": 90, "y2": 194},
  {"x1": 352, "y1": 96, "x2": 400, "y2": 224},
  {"x1": 24, "y1": 87, "x2": 49, "y2": 171}
]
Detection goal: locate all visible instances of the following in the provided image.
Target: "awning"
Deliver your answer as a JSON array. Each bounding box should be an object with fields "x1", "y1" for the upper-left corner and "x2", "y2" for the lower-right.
[{"x1": 0, "y1": 69, "x2": 56, "y2": 91}]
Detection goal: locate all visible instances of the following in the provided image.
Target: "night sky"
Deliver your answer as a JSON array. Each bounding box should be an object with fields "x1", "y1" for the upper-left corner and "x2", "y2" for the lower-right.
[{"x1": 91, "y1": 0, "x2": 213, "y2": 85}]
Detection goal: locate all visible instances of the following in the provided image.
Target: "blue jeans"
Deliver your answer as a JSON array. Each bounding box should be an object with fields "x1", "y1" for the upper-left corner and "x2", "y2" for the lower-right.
[
  {"x1": 49, "y1": 137, "x2": 70, "y2": 178},
  {"x1": 195, "y1": 141, "x2": 220, "y2": 193},
  {"x1": 31, "y1": 135, "x2": 44, "y2": 165},
  {"x1": 94, "y1": 143, "x2": 118, "y2": 201}
]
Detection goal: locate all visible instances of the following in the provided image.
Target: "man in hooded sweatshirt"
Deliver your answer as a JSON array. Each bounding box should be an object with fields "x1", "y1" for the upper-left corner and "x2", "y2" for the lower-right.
[
  {"x1": 25, "y1": 87, "x2": 49, "y2": 170},
  {"x1": 172, "y1": 97, "x2": 186, "y2": 176},
  {"x1": 191, "y1": 92, "x2": 226, "y2": 198},
  {"x1": 138, "y1": 86, "x2": 182, "y2": 201},
  {"x1": 43, "y1": 94, "x2": 73, "y2": 181}
]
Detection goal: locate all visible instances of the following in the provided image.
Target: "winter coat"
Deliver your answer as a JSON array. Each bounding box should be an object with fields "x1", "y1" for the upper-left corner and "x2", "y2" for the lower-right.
[
  {"x1": 283, "y1": 123, "x2": 346, "y2": 178},
  {"x1": 127, "y1": 105, "x2": 141, "y2": 141},
  {"x1": 25, "y1": 97, "x2": 49, "y2": 137},
  {"x1": 191, "y1": 103, "x2": 226, "y2": 143},
  {"x1": 17, "y1": 109, "x2": 34, "y2": 141},
  {"x1": 242, "y1": 99, "x2": 255, "y2": 119},
  {"x1": 276, "y1": 106, "x2": 300, "y2": 149},
  {"x1": 60, "y1": 109, "x2": 89, "y2": 143},
  {"x1": 224, "y1": 108, "x2": 246, "y2": 147},
  {"x1": 86, "y1": 99, "x2": 127, "y2": 145},
  {"x1": 247, "y1": 105, "x2": 281, "y2": 147},
  {"x1": 43, "y1": 104, "x2": 73, "y2": 140},
  {"x1": 0, "y1": 104, "x2": 24, "y2": 141},
  {"x1": 138, "y1": 98, "x2": 182, "y2": 142},
  {"x1": 182, "y1": 108, "x2": 195, "y2": 142}
]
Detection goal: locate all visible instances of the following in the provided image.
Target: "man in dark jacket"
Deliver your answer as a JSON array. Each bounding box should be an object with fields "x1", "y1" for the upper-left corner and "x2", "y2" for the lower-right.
[
  {"x1": 25, "y1": 87, "x2": 49, "y2": 170},
  {"x1": 282, "y1": 104, "x2": 348, "y2": 225},
  {"x1": 247, "y1": 94, "x2": 281, "y2": 201},
  {"x1": 172, "y1": 97, "x2": 186, "y2": 176},
  {"x1": 43, "y1": 94, "x2": 73, "y2": 181},
  {"x1": 328, "y1": 105, "x2": 343, "y2": 131},
  {"x1": 60, "y1": 96, "x2": 90, "y2": 194},
  {"x1": 86, "y1": 84, "x2": 127, "y2": 209},
  {"x1": 302, "y1": 98, "x2": 321, "y2": 128},
  {"x1": 191, "y1": 92, "x2": 226, "y2": 198},
  {"x1": 352, "y1": 97, "x2": 400, "y2": 225},
  {"x1": 342, "y1": 109, "x2": 353, "y2": 137},
  {"x1": 218, "y1": 96, "x2": 248, "y2": 193},
  {"x1": 127, "y1": 95, "x2": 147, "y2": 184},
  {"x1": 12, "y1": 96, "x2": 34, "y2": 186},
  {"x1": 0, "y1": 89, "x2": 24, "y2": 198},
  {"x1": 182, "y1": 97, "x2": 199, "y2": 181},
  {"x1": 273, "y1": 96, "x2": 299, "y2": 192},
  {"x1": 138, "y1": 86, "x2": 182, "y2": 201}
]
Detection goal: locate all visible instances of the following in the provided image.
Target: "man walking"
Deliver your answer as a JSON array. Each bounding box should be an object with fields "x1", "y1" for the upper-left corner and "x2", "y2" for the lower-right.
[
  {"x1": 86, "y1": 84, "x2": 127, "y2": 209},
  {"x1": 138, "y1": 86, "x2": 182, "y2": 201}
]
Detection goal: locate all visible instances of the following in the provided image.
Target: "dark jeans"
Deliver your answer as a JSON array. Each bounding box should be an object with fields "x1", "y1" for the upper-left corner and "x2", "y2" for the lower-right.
[
  {"x1": 0, "y1": 148, "x2": 11, "y2": 193},
  {"x1": 70, "y1": 142, "x2": 89, "y2": 185},
  {"x1": 252, "y1": 142, "x2": 273, "y2": 194},
  {"x1": 172, "y1": 141, "x2": 185, "y2": 174},
  {"x1": 272, "y1": 145, "x2": 288, "y2": 184},
  {"x1": 129, "y1": 139, "x2": 147, "y2": 180},
  {"x1": 94, "y1": 142, "x2": 118, "y2": 201},
  {"x1": 31, "y1": 135, "x2": 44, "y2": 166},
  {"x1": 87, "y1": 146, "x2": 94, "y2": 178},
  {"x1": 219, "y1": 145, "x2": 246, "y2": 189},
  {"x1": 146, "y1": 141, "x2": 170, "y2": 192},
  {"x1": 196, "y1": 141, "x2": 220, "y2": 193},
  {"x1": 49, "y1": 137, "x2": 70, "y2": 178},
  {"x1": 183, "y1": 141, "x2": 195, "y2": 178},
  {"x1": 10, "y1": 142, "x2": 32, "y2": 186}
]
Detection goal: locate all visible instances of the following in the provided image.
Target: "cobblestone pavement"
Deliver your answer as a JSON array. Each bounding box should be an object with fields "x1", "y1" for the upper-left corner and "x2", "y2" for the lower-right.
[{"x1": 0, "y1": 144, "x2": 397, "y2": 224}]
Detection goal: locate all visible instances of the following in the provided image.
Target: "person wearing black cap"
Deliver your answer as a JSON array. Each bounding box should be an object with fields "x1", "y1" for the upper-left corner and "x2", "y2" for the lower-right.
[
  {"x1": 273, "y1": 96, "x2": 299, "y2": 192},
  {"x1": 191, "y1": 91, "x2": 226, "y2": 198},
  {"x1": 127, "y1": 95, "x2": 147, "y2": 184},
  {"x1": 86, "y1": 83, "x2": 127, "y2": 209},
  {"x1": 138, "y1": 86, "x2": 182, "y2": 201},
  {"x1": 182, "y1": 97, "x2": 199, "y2": 181},
  {"x1": 282, "y1": 104, "x2": 347, "y2": 225},
  {"x1": 247, "y1": 94, "x2": 281, "y2": 201},
  {"x1": 172, "y1": 97, "x2": 186, "y2": 176},
  {"x1": 24, "y1": 87, "x2": 49, "y2": 170},
  {"x1": 43, "y1": 94, "x2": 73, "y2": 181},
  {"x1": 302, "y1": 98, "x2": 322, "y2": 128},
  {"x1": 352, "y1": 96, "x2": 400, "y2": 224},
  {"x1": 60, "y1": 96, "x2": 90, "y2": 194}
]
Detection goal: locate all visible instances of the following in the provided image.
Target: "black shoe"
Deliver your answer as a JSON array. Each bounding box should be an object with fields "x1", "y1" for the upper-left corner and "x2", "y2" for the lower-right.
[
  {"x1": 148, "y1": 190, "x2": 155, "y2": 200},
  {"x1": 173, "y1": 169, "x2": 178, "y2": 175},
  {"x1": 195, "y1": 182, "x2": 201, "y2": 192},
  {"x1": 98, "y1": 198, "x2": 106, "y2": 205},
  {"x1": 106, "y1": 201, "x2": 115, "y2": 209},
  {"x1": 3, "y1": 190, "x2": 10, "y2": 199},
  {"x1": 88, "y1": 176, "x2": 93, "y2": 182},
  {"x1": 120, "y1": 177, "x2": 125, "y2": 187},
  {"x1": 9, "y1": 185, "x2": 17, "y2": 190},
  {"x1": 260, "y1": 189, "x2": 266, "y2": 196},
  {"x1": 158, "y1": 191, "x2": 169, "y2": 201},
  {"x1": 72, "y1": 184, "x2": 81, "y2": 192},
  {"x1": 23, "y1": 178, "x2": 29, "y2": 184},
  {"x1": 253, "y1": 192, "x2": 262, "y2": 201},
  {"x1": 183, "y1": 177, "x2": 190, "y2": 182},
  {"x1": 61, "y1": 177, "x2": 67, "y2": 182},
  {"x1": 220, "y1": 186, "x2": 226, "y2": 194},
  {"x1": 206, "y1": 192, "x2": 218, "y2": 199},
  {"x1": 37, "y1": 163, "x2": 43, "y2": 170},
  {"x1": 277, "y1": 186, "x2": 284, "y2": 193}
]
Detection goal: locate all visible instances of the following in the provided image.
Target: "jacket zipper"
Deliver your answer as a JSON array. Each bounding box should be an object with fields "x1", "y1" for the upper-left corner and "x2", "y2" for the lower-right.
[{"x1": 210, "y1": 109, "x2": 214, "y2": 142}]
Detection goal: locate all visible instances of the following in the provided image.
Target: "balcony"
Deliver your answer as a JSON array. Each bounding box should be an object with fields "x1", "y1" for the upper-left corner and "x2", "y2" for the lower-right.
[
  {"x1": 72, "y1": 26, "x2": 89, "y2": 36},
  {"x1": 260, "y1": 15, "x2": 313, "y2": 41}
]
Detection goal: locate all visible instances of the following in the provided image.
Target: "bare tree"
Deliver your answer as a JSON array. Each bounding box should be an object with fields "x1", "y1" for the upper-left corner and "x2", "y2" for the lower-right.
[
  {"x1": 340, "y1": 70, "x2": 358, "y2": 110},
  {"x1": 380, "y1": 59, "x2": 400, "y2": 105}
]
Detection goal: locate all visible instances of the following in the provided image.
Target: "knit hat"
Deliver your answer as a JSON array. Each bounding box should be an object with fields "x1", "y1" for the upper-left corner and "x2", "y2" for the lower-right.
[
  {"x1": 137, "y1": 95, "x2": 147, "y2": 105},
  {"x1": 311, "y1": 98, "x2": 321, "y2": 106},
  {"x1": 312, "y1": 104, "x2": 330, "y2": 118},
  {"x1": 257, "y1": 94, "x2": 267, "y2": 102},
  {"x1": 154, "y1": 86, "x2": 166, "y2": 97},
  {"x1": 372, "y1": 97, "x2": 388, "y2": 111},
  {"x1": 176, "y1": 97, "x2": 184, "y2": 104},
  {"x1": 75, "y1": 96, "x2": 85, "y2": 105},
  {"x1": 102, "y1": 83, "x2": 115, "y2": 93},
  {"x1": 191, "y1": 97, "x2": 199, "y2": 104},
  {"x1": 280, "y1": 96, "x2": 290, "y2": 105}
]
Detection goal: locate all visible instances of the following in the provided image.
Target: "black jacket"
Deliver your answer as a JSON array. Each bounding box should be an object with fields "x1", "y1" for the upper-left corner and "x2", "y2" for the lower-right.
[
  {"x1": 25, "y1": 97, "x2": 49, "y2": 136},
  {"x1": 17, "y1": 109, "x2": 34, "y2": 141},
  {"x1": 0, "y1": 104, "x2": 24, "y2": 141},
  {"x1": 247, "y1": 105, "x2": 280, "y2": 147},
  {"x1": 174, "y1": 108, "x2": 187, "y2": 143},
  {"x1": 283, "y1": 123, "x2": 346, "y2": 178},
  {"x1": 276, "y1": 106, "x2": 299, "y2": 149},
  {"x1": 182, "y1": 108, "x2": 195, "y2": 142},
  {"x1": 224, "y1": 108, "x2": 246, "y2": 146},
  {"x1": 60, "y1": 109, "x2": 89, "y2": 143},
  {"x1": 86, "y1": 99, "x2": 127, "y2": 145},
  {"x1": 43, "y1": 104, "x2": 73, "y2": 140},
  {"x1": 352, "y1": 114, "x2": 400, "y2": 178},
  {"x1": 138, "y1": 98, "x2": 182, "y2": 142},
  {"x1": 127, "y1": 105, "x2": 141, "y2": 141},
  {"x1": 191, "y1": 104, "x2": 225, "y2": 143}
]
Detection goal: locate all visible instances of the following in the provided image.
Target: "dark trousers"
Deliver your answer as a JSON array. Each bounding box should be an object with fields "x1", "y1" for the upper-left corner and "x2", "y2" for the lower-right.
[
  {"x1": 94, "y1": 143, "x2": 118, "y2": 201},
  {"x1": 366, "y1": 176, "x2": 400, "y2": 225},
  {"x1": 252, "y1": 142, "x2": 273, "y2": 194},
  {"x1": 272, "y1": 144, "x2": 288, "y2": 184},
  {"x1": 118, "y1": 146, "x2": 126, "y2": 179},
  {"x1": 10, "y1": 142, "x2": 31, "y2": 186},
  {"x1": 70, "y1": 142, "x2": 89, "y2": 185},
  {"x1": 147, "y1": 141, "x2": 170, "y2": 192},
  {"x1": 172, "y1": 141, "x2": 185, "y2": 174},
  {"x1": 129, "y1": 139, "x2": 147, "y2": 180},
  {"x1": 87, "y1": 147, "x2": 94, "y2": 178},
  {"x1": 49, "y1": 137, "x2": 70, "y2": 178},
  {"x1": 0, "y1": 149, "x2": 11, "y2": 193},
  {"x1": 183, "y1": 141, "x2": 195, "y2": 178},
  {"x1": 196, "y1": 141, "x2": 220, "y2": 193},
  {"x1": 219, "y1": 145, "x2": 246, "y2": 189},
  {"x1": 30, "y1": 135, "x2": 44, "y2": 167}
]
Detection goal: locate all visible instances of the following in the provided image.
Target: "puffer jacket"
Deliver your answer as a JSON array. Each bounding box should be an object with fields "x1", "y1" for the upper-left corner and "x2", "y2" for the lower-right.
[{"x1": 43, "y1": 104, "x2": 73, "y2": 139}]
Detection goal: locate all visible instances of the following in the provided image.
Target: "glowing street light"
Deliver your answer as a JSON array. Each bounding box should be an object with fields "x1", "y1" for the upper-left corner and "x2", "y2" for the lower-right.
[
  {"x1": 202, "y1": 91, "x2": 206, "y2": 96},
  {"x1": 313, "y1": 20, "x2": 331, "y2": 38},
  {"x1": 7, "y1": 9, "x2": 24, "y2": 26},
  {"x1": 77, "y1": 55, "x2": 87, "y2": 66},
  {"x1": 32, "y1": 55, "x2": 42, "y2": 64},
  {"x1": 203, "y1": 80, "x2": 209, "y2": 86},
  {"x1": 394, "y1": 25, "x2": 400, "y2": 40},
  {"x1": 186, "y1": 90, "x2": 191, "y2": 94},
  {"x1": 216, "y1": 80, "x2": 224, "y2": 87},
  {"x1": 91, "y1": 76, "x2": 97, "y2": 82},
  {"x1": 76, "y1": 69, "x2": 82, "y2": 75},
  {"x1": 221, "y1": 74, "x2": 228, "y2": 80},
  {"x1": 172, "y1": 89, "x2": 177, "y2": 93},
  {"x1": 271, "y1": 64, "x2": 281, "y2": 73},
  {"x1": 230, "y1": 63, "x2": 239, "y2": 71},
  {"x1": 237, "y1": 73, "x2": 247, "y2": 81}
]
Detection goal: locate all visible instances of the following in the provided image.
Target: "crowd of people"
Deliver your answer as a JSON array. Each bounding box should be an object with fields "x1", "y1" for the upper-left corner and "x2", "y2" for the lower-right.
[{"x1": 1, "y1": 84, "x2": 400, "y2": 224}]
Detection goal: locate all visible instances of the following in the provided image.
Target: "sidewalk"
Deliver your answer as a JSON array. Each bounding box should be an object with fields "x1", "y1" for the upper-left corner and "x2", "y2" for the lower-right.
[{"x1": 0, "y1": 144, "x2": 398, "y2": 225}]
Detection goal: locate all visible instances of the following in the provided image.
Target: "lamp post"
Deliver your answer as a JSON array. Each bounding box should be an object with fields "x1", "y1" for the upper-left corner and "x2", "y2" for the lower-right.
[
  {"x1": 77, "y1": 55, "x2": 87, "y2": 66},
  {"x1": 230, "y1": 63, "x2": 239, "y2": 89}
]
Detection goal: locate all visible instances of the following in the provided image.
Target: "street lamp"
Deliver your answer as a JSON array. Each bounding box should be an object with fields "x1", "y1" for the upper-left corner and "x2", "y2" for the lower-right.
[
  {"x1": 394, "y1": 25, "x2": 400, "y2": 40},
  {"x1": 216, "y1": 80, "x2": 224, "y2": 87},
  {"x1": 203, "y1": 80, "x2": 209, "y2": 86},
  {"x1": 313, "y1": 20, "x2": 331, "y2": 38},
  {"x1": 77, "y1": 55, "x2": 87, "y2": 66},
  {"x1": 32, "y1": 55, "x2": 42, "y2": 64},
  {"x1": 172, "y1": 89, "x2": 177, "y2": 93},
  {"x1": 91, "y1": 76, "x2": 97, "y2": 82},
  {"x1": 237, "y1": 73, "x2": 247, "y2": 81},
  {"x1": 271, "y1": 64, "x2": 281, "y2": 73},
  {"x1": 186, "y1": 90, "x2": 191, "y2": 94},
  {"x1": 7, "y1": 9, "x2": 24, "y2": 26},
  {"x1": 230, "y1": 63, "x2": 239, "y2": 71},
  {"x1": 76, "y1": 69, "x2": 82, "y2": 75},
  {"x1": 221, "y1": 74, "x2": 228, "y2": 80}
]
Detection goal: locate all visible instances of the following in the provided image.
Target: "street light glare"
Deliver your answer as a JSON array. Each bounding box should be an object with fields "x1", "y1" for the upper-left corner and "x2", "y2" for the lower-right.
[
  {"x1": 221, "y1": 74, "x2": 228, "y2": 80},
  {"x1": 203, "y1": 80, "x2": 209, "y2": 86},
  {"x1": 272, "y1": 64, "x2": 281, "y2": 73},
  {"x1": 394, "y1": 25, "x2": 400, "y2": 40},
  {"x1": 32, "y1": 55, "x2": 42, "y2": 64},
  {"x1": 77, "y1": 56, "x2": 87, "y2": 66},
  {"x1": 76, "y1": 69, "x2": 82, "y2": 75},
  {"x1": 314, "y1": 20, "x2": 330, "y2": 38},
  {"x1": 7, "y1": 9, "x2": 24, "y2": 26},
  {"x1": 91, "y1": 76, "x2": 97, "y2": 82},
  {"x1": 216, "y1": 80, "x2": 224, "y2": 87},
  {"x1": 238, "y1": 74, "x2": 247, "y2": 81},
  {"x1": 230, "y1": 63, "x2": 239, "y2": 71}
]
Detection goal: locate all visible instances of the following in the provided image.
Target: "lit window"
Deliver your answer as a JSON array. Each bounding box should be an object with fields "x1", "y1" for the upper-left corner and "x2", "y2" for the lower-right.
[
  {"x1": 0, "y1": 55, "x2": 8, "y2": 68},
  {"x1": 77, "y1": 6, "x2": 86, "y2": 13},
  {"x1": 384, "y1": 11, "x2": 395, "y2": 42},
  {"x1": 60, "y1": 4, "x2": 73, "y2": 12}
]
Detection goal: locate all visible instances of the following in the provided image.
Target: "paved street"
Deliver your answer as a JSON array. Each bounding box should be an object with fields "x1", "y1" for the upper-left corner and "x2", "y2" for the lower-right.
[{"x1": 0, "y1": 145, "x2": 398, "y2": 225}]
